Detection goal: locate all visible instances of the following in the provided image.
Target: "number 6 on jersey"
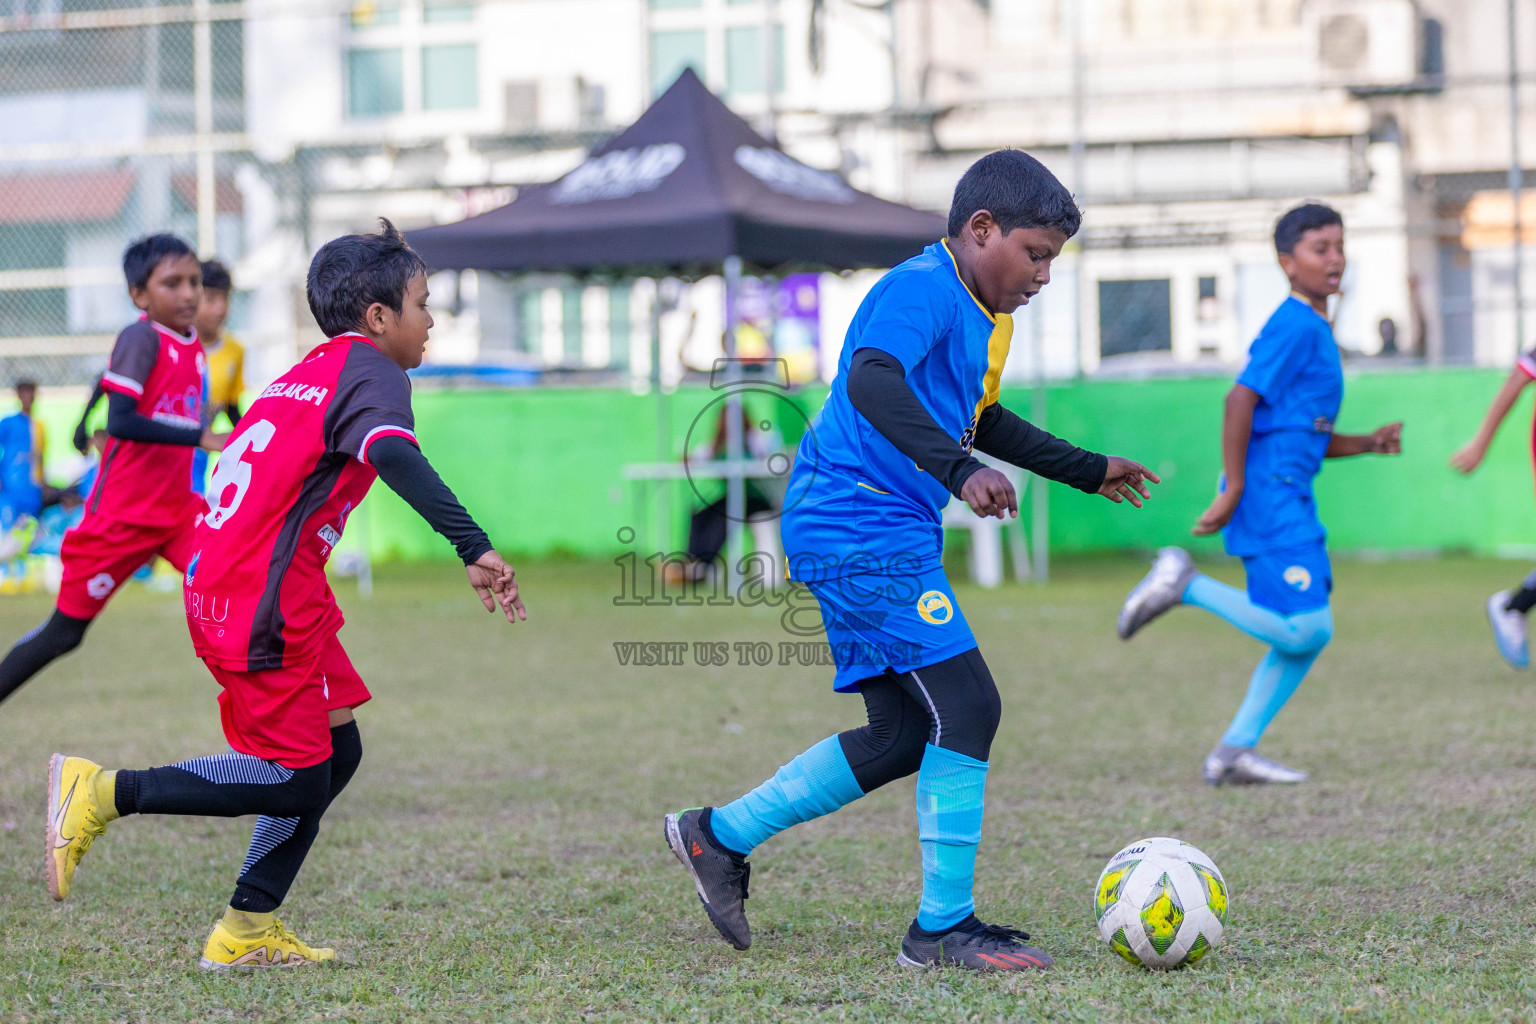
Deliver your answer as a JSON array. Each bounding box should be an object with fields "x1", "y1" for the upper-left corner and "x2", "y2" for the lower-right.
[{"x1": 204, "y1": 419, "x2": 276, "y2": 530}]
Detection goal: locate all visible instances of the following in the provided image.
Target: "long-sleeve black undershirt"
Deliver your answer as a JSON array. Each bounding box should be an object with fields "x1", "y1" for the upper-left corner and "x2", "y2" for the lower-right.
[
  {"x1": 368, "y1": 434, "x2": 493, "y2": 566},
  {"x1": 846, "y1": 347, "x2": 985, "y2": 497},
  {"x1": 844, "y1": 347, "x2": 1106, "y2": 497},
  {"x1": 972, "y1": 402, "x2": 1107, "y2": 494},
  {"x1": 106, "y1": 390, "x2": 203, "y2": 446},
  {"x1": 74, "y1": 383, "x2": 105, "y2": 453}
]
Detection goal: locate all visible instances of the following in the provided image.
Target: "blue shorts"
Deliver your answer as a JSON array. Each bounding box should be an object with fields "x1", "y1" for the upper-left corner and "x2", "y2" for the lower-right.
[
  {"x1": 806, "y1": 564, "x2": 978, "y2": 692},
  {"x1": 1242, "y1": 543, "x2": 1332, "y2": 616}
]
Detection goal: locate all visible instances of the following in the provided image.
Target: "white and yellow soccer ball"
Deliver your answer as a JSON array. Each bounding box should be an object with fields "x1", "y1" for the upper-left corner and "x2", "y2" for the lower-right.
[{"x1": 1093, "y1": 836, "x2": 1228, "y2": 970}]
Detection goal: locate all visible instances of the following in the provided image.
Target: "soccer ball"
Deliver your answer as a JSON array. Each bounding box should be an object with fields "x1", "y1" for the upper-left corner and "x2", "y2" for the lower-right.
[{"x1": 1093, "y1": 836, "x2": 1228, "y2": 970}]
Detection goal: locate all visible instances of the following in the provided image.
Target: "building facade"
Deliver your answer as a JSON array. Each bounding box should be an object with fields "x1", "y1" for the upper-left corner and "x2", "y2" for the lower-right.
[{"x1": 0, "y1": 0, "x2": 1531, "y2": 387}]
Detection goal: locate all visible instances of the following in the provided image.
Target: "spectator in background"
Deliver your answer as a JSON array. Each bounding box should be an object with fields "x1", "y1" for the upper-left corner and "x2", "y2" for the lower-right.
[
  {"x1": 665, "y1": 404, "x2": 774, "y2": 585},
  {"x1": 1377, "y1": 317, "x2": 1399, "y2": 356},
  {"x1": 198, "y1": 259, "x2": 245, "y2": 427},
  {"x1": 0, "y1": 381, "x2": 47, "y2": 526}
]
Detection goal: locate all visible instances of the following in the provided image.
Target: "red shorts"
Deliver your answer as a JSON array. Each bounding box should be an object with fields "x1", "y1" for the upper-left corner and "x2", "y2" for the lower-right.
[
  {"x1": 57, "y1": 515, "x2": 196, "y2": 619},
  {"x1": 209, "y1": 635, "x2": 372, "y2": 769}
]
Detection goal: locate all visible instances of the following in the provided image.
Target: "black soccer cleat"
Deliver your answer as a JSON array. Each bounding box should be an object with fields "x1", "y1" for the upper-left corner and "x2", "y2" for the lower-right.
[
  {"x1": 897, "y1": 914, "x2": 1054, "y2": 971},
  {"x1": 664, "y1": 807, "x2": 752, "y2": 950}
]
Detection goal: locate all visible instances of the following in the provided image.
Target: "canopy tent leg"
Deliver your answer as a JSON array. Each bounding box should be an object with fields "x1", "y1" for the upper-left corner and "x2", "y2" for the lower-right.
[{"x1": 723, "y1": 255, "x2": 746, "y2": 595}]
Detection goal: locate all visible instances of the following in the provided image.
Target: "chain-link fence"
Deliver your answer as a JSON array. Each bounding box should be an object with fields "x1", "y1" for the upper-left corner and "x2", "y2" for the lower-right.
[
  {"x1": 0, "y1": 0, "x2": 610, "y2": 391},
  {"x1": 0, "y1": 0, "x2": 1532, "y2": 393}
]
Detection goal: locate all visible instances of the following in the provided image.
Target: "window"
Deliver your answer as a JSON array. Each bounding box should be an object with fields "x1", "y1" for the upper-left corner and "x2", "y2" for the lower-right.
[
  {"x1": 650, "y1": 29, "x2": 708, "y2": 96},
  {"x1": 346, "y1": 2, "x2": 478, "y2": 119},
  {"x1": 515, "y1": 290, "x2": 543, "y2": 354},
  {"x1": 1098, "y1": 279, "x2": 1171, "y2": 357},
  {"x1": 608, "y1": 284, "x2": 633, "y2": 370},
  {"x1": 423, "y1": 0, "x2": 473, "y2": 21},
  {"x1": 1197, "y1": 275, "x2": 1219, "y2": 324},
  {"x1": 350, "y1": 1, "x2": 401, "y2": 28},
  {"x1": 348, "y1": 47, "x2": 405, "y2": 117},
  {"x1": 724, "y1": 24, "x2": 785, "y2": 97},
  {"x1": 422, "y1": 43, "x2": 477, "y2": 110},
  {"x1": 561, "y1": 287, "x2": 583, "y2": 361}
]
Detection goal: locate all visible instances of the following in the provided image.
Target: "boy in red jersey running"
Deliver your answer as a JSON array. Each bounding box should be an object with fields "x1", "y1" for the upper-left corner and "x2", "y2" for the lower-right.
[
  {"x1": 0, "y1": 234, "x2": 225, "y2": 707},
  {"x1": 45, "y1": 220, "x2": 525, "y2": 970},
  {"x1": 1452, "y1": 353, "x2": 1536, "y2": 667}
]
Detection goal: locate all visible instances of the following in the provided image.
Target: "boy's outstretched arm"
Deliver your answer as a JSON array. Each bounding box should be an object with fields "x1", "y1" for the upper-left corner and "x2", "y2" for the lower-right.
[
  {"x1": 105, "y1": 391, "x2": 227, "y2": 451},
  {"x1": 970, "y1": 402, "x2": 1159, "y2": 508},
  {"x1": 1451, "y1": 365, "x2": 1532, "y2": 472},
  {"x1": 845, "y1": 348, "x2": 1156, "y2": 518},
  {"x1": 1192, "y1": 384, "x2": 1259, "y2": 535},
  {"x1": 368, "y1": 435, "x2": 526, "y2": 622},
  {"x1": 1325, "y1": 422, "x2": 1402, "y2": 458}
]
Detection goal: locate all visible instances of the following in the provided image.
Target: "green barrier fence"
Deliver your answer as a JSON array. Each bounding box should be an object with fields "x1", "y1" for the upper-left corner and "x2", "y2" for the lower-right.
[{"x1": 20, "y1": 367, "x2": 1536, "y2": 562}]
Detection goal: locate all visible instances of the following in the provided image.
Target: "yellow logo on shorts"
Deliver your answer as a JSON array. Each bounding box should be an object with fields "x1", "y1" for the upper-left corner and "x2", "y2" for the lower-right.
[
  {"x1": 1283, "y1": 566, "x2": 1312, "y2": 592},
  {"x1": 916, "y1": 590, "x2": 954, "y2": 625}
]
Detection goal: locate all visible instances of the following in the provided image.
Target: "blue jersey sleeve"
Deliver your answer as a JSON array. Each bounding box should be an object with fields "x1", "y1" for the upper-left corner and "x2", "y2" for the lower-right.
[
  {"x1": 849, "y1": 270, "x2": 956, "y2": 375},
  {"x1": 1237, "y1": 312, "x2": 1317, "y2": 402}
]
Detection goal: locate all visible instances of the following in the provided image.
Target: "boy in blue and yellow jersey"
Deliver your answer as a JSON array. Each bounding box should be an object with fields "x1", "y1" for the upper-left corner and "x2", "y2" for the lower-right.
[
  {"x1": 0, "y1": 381, "x2": 46, "y2": 525},
  {"x1": 1118, "y1": 203, "x2": 1401, "y2": 786},
  {"x1": 665, "y1": 150, "x2": 1160, "y2": 972},
  {"x1": 197, "y1": 259, "x2": 245, "y2": 428}
]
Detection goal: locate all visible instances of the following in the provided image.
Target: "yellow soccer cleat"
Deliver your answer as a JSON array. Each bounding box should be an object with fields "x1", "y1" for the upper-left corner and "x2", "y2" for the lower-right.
[
  {"x1": 45, "y1": 753, "x2": 111, "y2": 902},
  {"x1": 198, "y1": 916, "x2": 336, "y2": 970}
]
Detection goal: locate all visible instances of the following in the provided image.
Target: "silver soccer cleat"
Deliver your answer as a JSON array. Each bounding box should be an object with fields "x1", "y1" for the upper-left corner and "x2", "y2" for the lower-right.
[
  {"x1": 1485, "y1": 591, "x2": 1530, "y2": 669},
  {"x1": 1117, "y1": 547, "x2": 1198, "y2": 640},
  {"x1": 1203, "y1": 744, "x2": 1308, "y2": 786}
]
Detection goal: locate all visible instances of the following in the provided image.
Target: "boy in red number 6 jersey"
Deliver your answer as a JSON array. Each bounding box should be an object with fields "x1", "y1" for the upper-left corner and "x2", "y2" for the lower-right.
[
  {"x1": 45, "y1": 220, "x2": 526, "y2": 970},
  {"x1": 0, "y1": 234, "x2": 226, "y2": 708}
]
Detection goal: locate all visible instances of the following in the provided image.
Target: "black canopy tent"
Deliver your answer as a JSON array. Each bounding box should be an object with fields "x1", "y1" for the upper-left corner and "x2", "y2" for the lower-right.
[
  {"x1": 408, "y1": 69, "x2": 947, "y2": 582},
  {"x1": 406, "y1": 68, "x2": 945, "y2": 274}
]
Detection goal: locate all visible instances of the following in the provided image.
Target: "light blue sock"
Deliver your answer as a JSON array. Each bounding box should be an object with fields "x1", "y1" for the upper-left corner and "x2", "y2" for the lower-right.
[
  {"x1": 710, "y1": 735, "x2": 863, "y2": 856},
  {"x1": 914, "y1": 743, "x2": 988, "y2": 932},
  {"x1": 1183, "y1": 576, "x2": 1334, "y2": 656},
  {"x1": 1222, "y1": 646, "x2": 1324, "y2": 747}
]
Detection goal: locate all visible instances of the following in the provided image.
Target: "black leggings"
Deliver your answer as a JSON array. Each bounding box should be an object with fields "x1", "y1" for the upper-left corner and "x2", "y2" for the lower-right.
[
  {"x1": 0, "y1": 610, "x2": 92, "y2": 707},
  {"x1": 115, "y1": 722, "x2": 364, "y2": 913},
  {"x1": 836, "y1": 647, "x2": 1002, "y2": 794}
]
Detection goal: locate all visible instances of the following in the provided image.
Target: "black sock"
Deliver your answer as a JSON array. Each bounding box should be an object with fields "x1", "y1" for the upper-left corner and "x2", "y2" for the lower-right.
[
  {"x1": 114, "y1": 770, "x2": 139, "y2": 818},
  {"x1": 0, "y1": 611, "x2": 91, "y2": 706},
  {"x1": 699, "y1": 807, "x2": 747, "y2": 861},
  {"x1": 1507, "y1": 586, "x2": 1536, "y2": 614},
  {"x1": 229, "y1": 722, "x2": 364, "y2": 913}
]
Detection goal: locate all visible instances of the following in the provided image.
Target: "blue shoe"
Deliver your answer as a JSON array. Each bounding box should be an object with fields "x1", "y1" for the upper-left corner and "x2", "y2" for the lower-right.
[{"x1": 1486, "y1": 591, "x2": 1529, "y2": 669}]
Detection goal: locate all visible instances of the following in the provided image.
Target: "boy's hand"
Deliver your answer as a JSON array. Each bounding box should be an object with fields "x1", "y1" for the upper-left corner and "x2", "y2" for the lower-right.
[
  {"x1": 200, "y1": 429, "x2": 230, "y2": 452},
  {"x1": 1369, "y1": 422, "x2": 1403, "y2": 454},
  {"x1": 1098, "y1": 457, "x2": 1160, "y2": 508},
  {"x1": 1193, "y1": 490, "x2": 1240, "y2": 536},
  {"x1": 1450, "y1": 436, "x2": 1488, "y2": 474},
  {"x1": 960, "y1": 468, "x2": 1018, "y2": 519},
  {"x1": 467, "y1": 549, "x2": 526, "y2": 623}
]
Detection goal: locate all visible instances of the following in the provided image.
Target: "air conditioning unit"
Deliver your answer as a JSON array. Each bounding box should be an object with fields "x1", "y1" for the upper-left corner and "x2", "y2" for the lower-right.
[
  {"x1": 1306, "y1": 0, "x2": 1417, "y2": 89},
  {"x1": 530, "y1": 76, "x2": 605, "y2": 132}
]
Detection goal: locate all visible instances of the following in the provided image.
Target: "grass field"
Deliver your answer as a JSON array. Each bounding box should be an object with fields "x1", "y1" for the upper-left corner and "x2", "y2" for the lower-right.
[{"x1": 2, "y1": 554, "x2": 1534, "y2": 1023}]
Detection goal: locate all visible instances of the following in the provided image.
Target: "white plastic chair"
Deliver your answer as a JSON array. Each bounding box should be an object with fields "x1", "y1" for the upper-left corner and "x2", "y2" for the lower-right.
[{"x1": 941, "y1": 455, "x2": 1032, "y2": 588}]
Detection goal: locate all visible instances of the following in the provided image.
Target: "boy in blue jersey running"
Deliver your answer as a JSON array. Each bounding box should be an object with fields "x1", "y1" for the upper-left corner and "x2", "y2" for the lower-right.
[
  {"x1": 1117, "y1": 203, "x2": 1401, "y2": 786},
  {"x1": 665, "y1": 150, "x2": 1161, "y2": 972}
]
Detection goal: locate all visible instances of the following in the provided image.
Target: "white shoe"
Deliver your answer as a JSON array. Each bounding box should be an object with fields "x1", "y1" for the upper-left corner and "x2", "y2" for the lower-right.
[
  {"x1": 1486, "y1": 591, "x2": 1530, "y2": 669},
  {"x1": 1204, "y1": 745, "x2": 1308, "y2": 786},
  {"x1": 1118, "y1": 547, "x2": 1198, "y2": 640}
]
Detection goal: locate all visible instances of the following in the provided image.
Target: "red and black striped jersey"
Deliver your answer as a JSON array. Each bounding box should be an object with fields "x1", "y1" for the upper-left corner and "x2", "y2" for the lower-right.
[
  {"x1": 184, "y1": 334, "x2": 416, "y2": 671},
  {"x1": 91, "y1": 318, "x2": 207, "y2": 527}
]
